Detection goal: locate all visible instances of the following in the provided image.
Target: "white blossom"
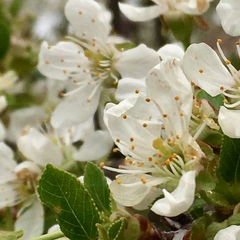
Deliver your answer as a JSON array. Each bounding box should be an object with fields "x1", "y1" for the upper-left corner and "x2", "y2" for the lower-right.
[
  {"x1": 214, "y1": 225, "x2": 240, "y2": 240},
  {"x1": 119, "y1": 0, "x2": 212, "y2": 22},
  {"x1": 104, "y1": 59, "x2": 204, "y2": 212},
  {"x1": 183, "y1": 40, "x2": 240, "y2": 138},
  {"x1": 216, "y1": 0, "x2": 240, "y2": 36}
]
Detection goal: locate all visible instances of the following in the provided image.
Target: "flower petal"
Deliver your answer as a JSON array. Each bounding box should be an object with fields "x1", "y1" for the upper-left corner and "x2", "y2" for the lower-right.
[
  {"x1": 146, "y1": 59, "x2": 192, "y2": 136},
  {"x1": 118, "y1": 3, "x2": 167, "y2": 22},
  {"x1": 115, "y1": 44, "x2": 160, "y2": 79},
  {"x1": 216, "y1": 0, "x2": 240, "y2": 36},
  {"x1": 17, "y1": 128, "x2": 63, "y2": 167},
  {"x1": 151, "y1": 170, "x2": 196, "y2": 217},
  {"x1": 51, "y1": 83, "x2": 101, "y2": 128},
  {"x1": 74, "y1": 130, "x2": 114, "y2": 161},
  {"x1": 38, "y1": 41, "x2": 90, "y2": 81},
  {"x1": 214, "y1": 225, "x2": 240, "y2": 240},
  {"x1": 157, "y1": 43, "x2": 184, "y2": 60},
  {"x1": 115, "y1": 77, "x2": 146, "y2": 102},
  {"x1": 65, "y1": 0, "x2": 111, "y2": 41},
  {"x1": 15, "y1": 198, "x2": 44, "y2": 240},
  {"x1": 183, "y1": 43, "x2": 234, "y2": 96},
  {"x1": 218, "y1": 106, "x2": 240, "y2": 138}
]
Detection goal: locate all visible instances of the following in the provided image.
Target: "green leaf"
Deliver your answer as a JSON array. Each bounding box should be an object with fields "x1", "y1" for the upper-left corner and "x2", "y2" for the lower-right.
[
  {"x1": 196, "y1": 170, "x2": 216, "y2": 192},
  {"x1": 38, "y1": 165, "x2": 101, "y2": 240},
  {"x1": 108, "y1": 218, "x2": 126, "y2": 240},
  {"x1": 0, "y1": 21, "x2": 10, "y2": 59},
  {"x1": 0, "y1": 230, "x2": 23, "y2": 240},
  {"x1": 84, "y1": 162, "x2": 111, "y2": 215},
  {"x1": 96, "y1": 224, "x2": 109, "y2": 240},
  {"x1": 219, "y1": 135, "x2": 240, "y2": 183},
  {"x1": 197, "y1": 90, "x2": 224, "y2": 110}
]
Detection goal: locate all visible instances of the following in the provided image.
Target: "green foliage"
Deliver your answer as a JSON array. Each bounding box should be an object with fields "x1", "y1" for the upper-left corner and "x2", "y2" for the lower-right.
[
  {"x1": 197, "y1": 90, "x2": 224, "y2": 110},
  {"x1": 219, "y1": 135, "x2": 240, "y2": 183},
  {"x1": 38, "y1": 163, "x2": 141, "y2": 240},
  {"x1": 84, "y1": 162, "x2": 111, "y2": 215},
  {"x1": 38, "y1": 164, "x2": 101, "y2": 240},
  {"x1": 0, "y1": 21, "x2": 10, "y2": 59}
]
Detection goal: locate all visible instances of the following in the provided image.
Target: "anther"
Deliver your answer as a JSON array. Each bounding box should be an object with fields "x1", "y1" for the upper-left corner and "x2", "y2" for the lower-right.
[
  {"x1": 113, "y1": 148, "x2": 118, "y2": 153},
  {"x1": 175, "y1": 96, "x2": 180, "y2": 100},
  {"x1": 145, "y1": 98, "x2": 151, "y2": 102},
  {"x1": 236, "y1": 41, "x2": 240, "y2": 45},
  {"x1": 135, "y1": 89, "x2": 139, "y2": 94},
  {"x1": 199, "y1": 69, "x2": 203, "y2": 73},
  {"x1": 163, "y1": 114, "x2": 168, "y2": 118},
  {"x1": 45, "y1": 61, "x2": 49, "y2": 64},
  {"x1": 148, "y1": 157, "x2": 153, "y2": 162},
  {"x1": 143, "y1": 123, "x2": 147, "y2": 127},
  {"x1": 141, "y1": 177, "x2": 147, "y2": 184},
  {"x1": 116, "y1": 138, "x2": 120, "y2": 143},
  {"x1": 78, "y1": 11, "x2": 82, "y2": 15},
  {"x1": 100, "y1": 162, "x2": 105, "y2": 167},
  {"x1": 61, "y1": 59, "x2": 64, "y2": 63},
  {"x1": 220, "y1": 86, "x2": 224, "y2": 91},
  {"x1": 131, "y1": 144, "x2": 135, "y2": 150},
  {"x1": 130, "y1": 137, "x2": 134, "y2": 142},
  {"x1": 217, "y1": 39, "x2": 222, "y2": 44},
  {"x1": 122, "y1": 114, "x2": 127, "y2": 119},
  {"x1": 225, "y1": 60, "x2": 231, "y2": 65}
]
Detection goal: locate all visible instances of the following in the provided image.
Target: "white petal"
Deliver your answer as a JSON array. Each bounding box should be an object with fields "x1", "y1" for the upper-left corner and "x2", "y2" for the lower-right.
[
  {"x1": 157, "y1": 43, "x2": 184, "y2": 60},
  {"x1": 183, "y1": 43, "x2": 234, "y2": 96},
  {"x1": 15, "y1": 198, "x2": 44, "y2": 239},
  {"x1": 118, "y1": 3, "x2": 166, "y2": 22},
  {"x1": 216, "y1": 0, "x2": 240, "y2": 36},
  {"x1": 110, "y1": 174, "x2": 153, "y2": 207},
  {"x1": 51, "y1": 83, "x2": 101, "y2": 128},
  {"x1": 74, "y1": 130, "x2": 114, "y2": 161},
  {"x1": 176, "y1": 0, "x2": 211, "y2": 15},
  {"x1": 146, "y1": 59, "x2": 192, "y2": 136},
  {"x1": 214, "y1": 225, "x2": 240, "y2": 240},
  {"x1": 115, "y1": 77, "x2": 146, "y2": 102},
  {"x1": 38, "y1": 41, "x2": 90, "y2": 81},
  {"x1": 0, "y1": 121, "x2": 6, "y2": 141},
  {"x1": 218, "y1": 106, "x2": 240, "y2": 138},
  {"x1": 0, "y1": 183, "x2": 19, "y2": 208},
  {"x1": 0, "y1": 95, "x2": 7, "y2": 113},
  {"x1": 115, "y1": 44, "x2": 160, "y2": 79},
  {"x1": 17, "y1": 128, "x2": 63, "y2": 167},
  {"x1": 7, "y1": 106, "x2": 45, "y2": 142},
  {"x1": 65, "y1": 0, "x2": 111, "y2": 41},
  {"x1": 104, "y1": 96, "x2": 162, "y2": 160},
  {"x1": 0, "y1": 142, "x2": 17, "y2": 183},
  {"x1": 151, "y1": 170, "x2": 196, "y2": 217}
]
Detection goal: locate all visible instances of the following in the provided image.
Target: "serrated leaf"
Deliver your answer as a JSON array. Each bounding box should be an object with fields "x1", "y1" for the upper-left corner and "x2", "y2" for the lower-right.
[
  {"x1": 84, "y1": 162, "x2": 111, "y2": 215},
  {"x1": 38, "y1": 164, "x2": 101, "y2": 240},
  {"x1": 219, "y1": 135, "x2": 240, "y2": 183},
  {"x1": 108, "y1": 218, "x2": 126, "y2": 240},
  {"x1": 0, "y1": 230, "x2": 23, "y2": 240}
]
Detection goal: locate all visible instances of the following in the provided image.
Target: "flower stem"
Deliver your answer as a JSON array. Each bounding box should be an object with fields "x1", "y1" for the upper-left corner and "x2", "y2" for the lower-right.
[{"x1": 29, "y1": 231, "x2": 65, "y2": 240}]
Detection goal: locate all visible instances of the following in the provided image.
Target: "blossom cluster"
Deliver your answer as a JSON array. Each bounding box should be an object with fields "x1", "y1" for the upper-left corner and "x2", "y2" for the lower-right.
[{"x1": 0, "y1": 0, "x2": 240, "y2": 239}]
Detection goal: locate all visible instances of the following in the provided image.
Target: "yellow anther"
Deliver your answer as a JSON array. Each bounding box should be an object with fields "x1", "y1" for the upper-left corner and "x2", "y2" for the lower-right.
[
  {"x1": 117, "y1": 179, "x2": 122, "y2": 184},
  {"x1": 45, "y1": 61, "x2": 49, "y2": 64},
  {"x1": 113, "y1": 148, "x2": 118, "y2": 153},
  {"x1": 92, "y1": 19, "x2": 95, "y2": 23},
  {"x1": 141, "y1": 177, "x2": 147, "y2": 184},
  {"x1": 220, "y1": 86, "x2": 224, "y2": 91},
  {"x1": 63, "y1": 70, "x2": 67, "y2": 74},
  {"x1": 176, "y1": 135, "x2": 180, "y2": 139},
  {"x1": 225, "y1": 60, "x2": 231, "y2": 65},
  {"x1": 157, "y1": 153, "x2": 162, "y2": 157},
  {"x1": 143, "y1": 123, "x2": 147, "y2": 127},
  {"x1": 130, "y1": 137, "x2": 134, "y2": 142},
  {"x1": 199, "y1": 69, "x2": 204, "y2": 73},
  {"x1": 79, "y1": 11, "x2": 82, "y2": 15},
  {"x1": 180, "y1": 112, "x2": 185, "y2": 116},
  {"x1": 236, "y1": 41, "x2": 240, "y2": 45},
  {"x1": 135, "y1": 89, "x2": 139, "y2": 94},
  {"x1": 61, "y1": 59, "x2": 64, "y2": 62},
  {"x1": 191, "y1": 81, "x2": 195, "y2": 86},
  {"x1": 217, "y1": 39, "x2": 222, "y2": 44},
  {"x1": 148, "y1": 157, "x2": 153, "y2": 162},
  {"x1": 116, "y1": 138, "x2": 120, "y2": 143},
  {"x1": 145, "y1": 98, "x2": 151, "y2": 102},
  {"x1": 131, "y1": 144, "x2": 135, "y2": 150},
  {"x1": 163, "y1": 114, "x2": 168, "y2": 118},
  {"x1": 100, "y1": 162, "x2": 105, "y2": 167},
  {"x1": 223, "y1": 98, "x2": 228, "y2": 103},
  {"x1": 122, "y1": 114, "x2": 127, "y2": 119},
  {"x1": 175, "y1": 96, "x2": 180, "y2": 100}
]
